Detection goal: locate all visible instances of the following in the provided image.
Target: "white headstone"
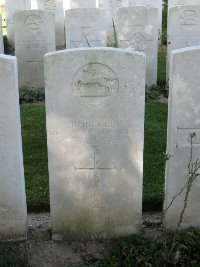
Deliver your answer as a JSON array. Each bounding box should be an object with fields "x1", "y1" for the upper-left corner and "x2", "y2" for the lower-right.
[
  {"x1": 14, "y1": 10, "x2": 56, "y2": 88},
  {"x1": 0, "y1": 14, "x2": 4, "y2": 54},
  {"x1": 104, "y1": 0, "x2": 129, "y2": 20},
  {"x1": 98, "y1": 0, "x2": 104, "y2": 8},
  {"x1": 31, "y1": 0, "x2": 38, "y2": 9},
  {"x1": 167, "y1": 5, "x2": 200, "y2": 77},
  {"x1": 168, "y1": 0, "x2": 200, "y2": 7},
  {"x1": 37, "y1": 0, "x2": 65, "y2": 48},
  {"x1": 100, "y1": 0, "x2": 129, "y2": 46},
  {"x1": 0, "y1": 55, "x2": 27, "y2": 240},
  {"x1": 164, "y1": 46, "x2": 200, "y2": 230},
  {"x1": 5, "y1": 0, "x2": 31, "y2": 47},
  {"x1": 65, "y1": 8, "x2": 107, "y2": 48},
  {"x1": 45, "y1": 47, "x2": 145, "y2": 240},
  {"x1": 117, "y1": 6, "x2": 158, "y2": 85},
  {"x1": 70, "y1": 0, "x2": 97, "y2": 8},
  {"x1": 129, "y1": 0, "x2": 162, "y2": 42}
]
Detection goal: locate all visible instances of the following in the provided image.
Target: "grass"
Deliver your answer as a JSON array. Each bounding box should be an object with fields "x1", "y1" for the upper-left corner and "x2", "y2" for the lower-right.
[
  {"x1": 143, "y1": 102, "x2": 168, "y2": 211},
  {"x1": 20, "y1": 105, "x2": 49, "y2": 211},
  {"x1": 97, "y1": 228, "x2": 200, "y2": 267},
  {"x1": 0, "y1": 243, "x2": 28, "y2": 267},
  {"x1": 20, "y1": 102, "x2": 168, "y2": 212},
  {"x1": 158, "y1": 51, "x2": 167, "y2": 85}
]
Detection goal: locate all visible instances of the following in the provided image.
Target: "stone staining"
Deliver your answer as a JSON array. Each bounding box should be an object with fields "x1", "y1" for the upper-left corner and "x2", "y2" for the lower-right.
[
  {"x1": 5, "y1": 0, "x2": 31, "y2": 47},
  {"x1": 129, "y1": 0, "x2": 162, "y2": 42},
  {"x1": 0, "y1": 14, "x2": 4, "y2": 54},
  {"x1": 37, "y1": 0, "x2": 65, "y2": 48},
  {"x1": 167, "y1": 5, "x2": 200, "y2": 77},
  {"x1": 14, "y1": 10, "x2": 56, "y2": 88},
  {"x1": 164, "y1": 46, "x2": 200, "y2": 230},
  {"x1": 65, "y1": 8, "x2": 107, "y2": 48},
  {"x1": 45, "y1": 48, "x2": 145, "y2": 240},
  {"x1": 117, "y1": 6, "x2": 158, "y2": 85},
  {"x1": 0, "y1": 55, "x2": 27, "y2": 240}
]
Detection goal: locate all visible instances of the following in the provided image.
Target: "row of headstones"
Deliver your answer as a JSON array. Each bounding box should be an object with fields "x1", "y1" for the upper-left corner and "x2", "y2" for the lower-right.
[
  {"x1": 167, "y1": 2, "x2": 200, "y2": 76},
  {"x1": 2, "y1": 1, "x2": 200, "y2": 89},
  {"x1": 4, "y1": 0, "x2": 163, "y2": 49},
  {"x1": 1, "y1": 46, "x2": 200, "y2": 241},
  {"x1": 12, "y1": 7, "x2": 158, "y2": 88},
  {"x1": 2, "y1": 1, "x2": 200, "y2": 86}
]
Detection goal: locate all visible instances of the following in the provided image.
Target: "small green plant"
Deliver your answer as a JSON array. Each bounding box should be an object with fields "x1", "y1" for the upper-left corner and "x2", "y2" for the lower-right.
[
  {"x1": 161, "y1": 28, "x2": 167, "y2": 46},
  {"x1": 3, "y1": 36, "x2": 11, "y2": 54},
  {"x1": 84, "y1": 34, "x2": 91, "y2": 47},
  {"x1": 145, "y1": 85, "x2": 161, "y2": 101},
  {"x1": 98, "y1": 229, "x2": 200, "y2": 266},
  {"x1": 162, "y1": 0, "x2": 168, "y2": 46},
  {"x1": 162, "y1": 132, "x2": 200, "y2": 262},
  {"x1": 99, "y1": 235, "x2": 164, "y2": 267},
  {"x1": 108, "y1": 18, "x2": 118, "y2": 48},
  {"x1": 172, "y1": 228, "x2": 200, "y2": 266},
  {"x1": 19, "y1": 88, "x2": 45, "y2": 103},
  {"x1": 163, "y1": 132, "x2": 200, "y2": 228},
  {"x1": 0, "y1": 243, "x2": 28, "y2": 267},
  {"x1": 112, "y1": 18, "x2": 118, "y2": 48}
]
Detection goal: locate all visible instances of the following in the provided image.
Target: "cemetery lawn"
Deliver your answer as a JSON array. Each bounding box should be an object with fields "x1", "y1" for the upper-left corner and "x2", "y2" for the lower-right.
[
  {"x1": 20, "y1": 102, "x2": 167, "y2": 212},
  {"x1": 158, "y1": 51, "x2": 166, "y2": 84},
  {"x1": 21, "y1": 104, "x2": 49, "y2": 212}
]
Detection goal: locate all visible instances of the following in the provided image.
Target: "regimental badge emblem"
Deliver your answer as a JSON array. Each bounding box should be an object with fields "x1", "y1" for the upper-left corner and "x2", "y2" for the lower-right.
[{"x1": 72, "y1": 63, "x2": 119, "y2": 109}]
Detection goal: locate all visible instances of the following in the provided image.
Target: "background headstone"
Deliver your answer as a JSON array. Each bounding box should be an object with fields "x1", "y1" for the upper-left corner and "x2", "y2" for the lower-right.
[
  {"x1": 0, "y1": 14, "x2": 4, "y2": 53},
  {"x1": 37, "y1": 0, "x2": 65, "y2": 49},
  {"x1": 45, "y1": 47, "x2": 145, "y2": 240},
  {"x1": 168, "y1": 0, "x2": 200, "y2": 7},
  {"x1": 14, "y1": 10, "x2": 56, "y2": 88},
  {"x1": 98, "y1": 0, "x2": 104, "y2": 8},
  {"x1": 0, "y1": 55, "x2": 27, "y2": 240},
  {"x1": 167, "y1": 5, "x2": 200, "y2": 77},
  {"x1": 129, "y1": 0, "x2": 162, "y2": 42},
  {"x1": 164, "y1": 46, "x2": 200, "y2": 230},
  {"x1": 70, "y1": 0, "x2": 97, "y2": 8},
  {"x1": 31, "y1": 0, "x2": 38, "y2": 8},
  {"x1": 5, "y1": 0, "x2": 31, "y2": 47},
  {"x1": 99, "y1": 0, "x2": 129, "y2": 46},
  {"x1": 65, "y1": 8, "x2": 107, "y2": 48},
  {"x1": 117, "y1": 6, "x2": 158, "y2": 85}
]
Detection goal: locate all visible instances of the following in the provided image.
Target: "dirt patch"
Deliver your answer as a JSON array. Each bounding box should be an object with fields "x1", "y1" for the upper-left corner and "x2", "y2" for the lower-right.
[{"x1": 10, "y1": 212, "x2": 170, "y2": 267}]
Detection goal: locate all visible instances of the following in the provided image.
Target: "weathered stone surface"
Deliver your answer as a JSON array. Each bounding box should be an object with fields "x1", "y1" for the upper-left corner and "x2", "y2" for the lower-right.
[
  {"x1": 117, "y1": 6, "x2": 158, "y2": 85},
  {"x1": 31, "y1": 0, "x2": 38, "y2": 8},
  {"x1": 37, "y1": 0, "x2": 65, "y2": 48},
  {"x1": 14, "y1": 10, "x2": 56, "y2": 88},
  {"x1": 0, "y1": 14, "x2": 4, "y2": 54},
  {"x1": 45, "y1": 47, "x2": 145, "y2": 240},
  {"x1": 99, "y1": 0, "x2": 129, "y2": 46},
  {"x1": 70, "y1": 0, "x2": 96, "y2": 8},
  {"x1": 168, "y1": 0, "x2": 200, "y2": 7},
  {"x1": 0, "y1": 55, "x2": 27, "y2": 240},
  {"x1": 129, "y1": 0, "x2": 162, "y2": 41},
  {"x1": 167, "y1": 5, "x2": 200, "y2": 77},
  {"x1": 164, "y1": 46, "x2": 200, "y2": 230},
  {"x1": 5, "y1": 0, "x2": 31, "y2": 47},
  {"x1": 65, "y1": 8, "x2": 107, "y2": 48}
]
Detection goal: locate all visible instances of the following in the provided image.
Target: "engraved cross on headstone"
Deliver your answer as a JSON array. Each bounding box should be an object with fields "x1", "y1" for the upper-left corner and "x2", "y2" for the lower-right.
[{"x1": 75, "y1": 146, "x2": 116, "y2": 208}]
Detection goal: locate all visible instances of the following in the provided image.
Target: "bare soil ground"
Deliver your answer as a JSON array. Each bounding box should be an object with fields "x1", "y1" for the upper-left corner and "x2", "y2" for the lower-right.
[{"x1": 7, "y1": 212, "x2": 172, "y2": 267}]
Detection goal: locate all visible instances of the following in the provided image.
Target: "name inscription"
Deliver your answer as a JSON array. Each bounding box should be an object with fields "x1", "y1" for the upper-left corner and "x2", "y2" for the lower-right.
[{"x1": 0, "y1": 203, "x2": 23, "y2": 221}]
